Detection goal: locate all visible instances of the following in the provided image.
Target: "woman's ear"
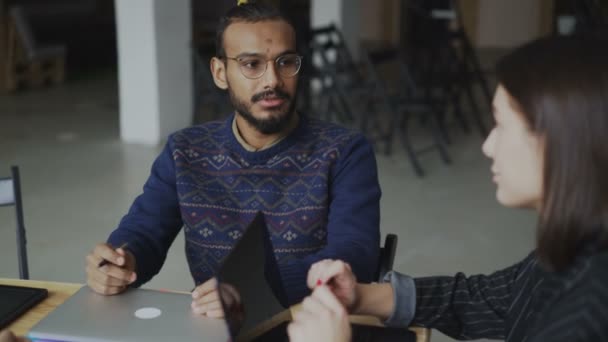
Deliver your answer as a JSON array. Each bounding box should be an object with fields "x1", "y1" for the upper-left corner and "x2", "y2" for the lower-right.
[{"x1": 210, "y1": 57, "x2": 229, "y2": 90}]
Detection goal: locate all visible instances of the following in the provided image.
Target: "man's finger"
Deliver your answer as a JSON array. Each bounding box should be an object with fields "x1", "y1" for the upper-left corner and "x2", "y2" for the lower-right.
[
  {"x1": 102, "y1": 264, "x2": 137, "y2": 284},
  {"x1": 194, "y1": 290, "x2": 219, "y2": 305},
  {"x1": 192, "y1": 278, "x2": 217, "y2": 299},
  {"x1": 87, "y1": 278, "x2": 124, "y2": 296},
  {"x1": 93, "y1": 243, "x2": 124, "y2": 266},
  {"x1": 87, "y1": 266, "x2": 130, "y2": 287},
  {"x1": 192, "y1": 300, "x2": 223, "y2": 315},
  {"x1": 86, "y1": 253, "x2": 103, "y2": 267},
  {"x1": 205, "y1": 309, "x2": 225, "y2": 319}
]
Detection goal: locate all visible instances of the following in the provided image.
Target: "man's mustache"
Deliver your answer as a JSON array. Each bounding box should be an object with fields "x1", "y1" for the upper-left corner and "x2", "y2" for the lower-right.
[{"x1": 251, "y1": 89, "x2": 290, "y2": 103}]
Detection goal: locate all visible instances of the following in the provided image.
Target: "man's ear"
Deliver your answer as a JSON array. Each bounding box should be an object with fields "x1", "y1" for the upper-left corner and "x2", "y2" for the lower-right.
[{"x1": 210, "y1": 57, "x2": 229, "y2": 90}]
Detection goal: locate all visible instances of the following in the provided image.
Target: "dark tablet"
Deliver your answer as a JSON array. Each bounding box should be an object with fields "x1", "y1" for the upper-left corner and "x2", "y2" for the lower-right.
[{"x1": 0, "y1": 284, "x2": 48, "y2": 329}]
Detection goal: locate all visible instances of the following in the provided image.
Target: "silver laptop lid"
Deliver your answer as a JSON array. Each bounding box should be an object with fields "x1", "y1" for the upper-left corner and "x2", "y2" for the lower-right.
[{"x1": 28, "y1": 287, "x2": 229, "y2": 342}]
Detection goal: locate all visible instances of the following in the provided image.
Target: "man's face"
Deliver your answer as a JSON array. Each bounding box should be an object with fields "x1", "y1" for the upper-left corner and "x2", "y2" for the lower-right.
[{"x1": 212, "y1": 20, "x2": 299, "y2": 135}]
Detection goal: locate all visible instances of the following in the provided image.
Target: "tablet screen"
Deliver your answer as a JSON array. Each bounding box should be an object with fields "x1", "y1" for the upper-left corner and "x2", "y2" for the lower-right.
[{"x1": 0, "y1": 285, "x2": 48, "y2": 329}]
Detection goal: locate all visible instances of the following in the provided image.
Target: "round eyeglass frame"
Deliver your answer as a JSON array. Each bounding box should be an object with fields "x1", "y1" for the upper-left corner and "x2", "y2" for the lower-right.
[{"x1": 222, "y1": 54, "x2": 303, "y2": 79}]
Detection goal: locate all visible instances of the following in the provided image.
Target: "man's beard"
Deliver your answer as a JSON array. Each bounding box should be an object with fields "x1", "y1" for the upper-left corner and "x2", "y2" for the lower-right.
[{"x1": 228, "y1": 87, "x2": 297, "y2": 135}]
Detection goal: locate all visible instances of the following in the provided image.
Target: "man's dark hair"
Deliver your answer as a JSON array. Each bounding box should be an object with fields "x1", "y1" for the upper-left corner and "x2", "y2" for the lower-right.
[
  {"x1": 215, "y1": 2, "x2": 295, "y2": 57},
  {"x1": 496, "y1": 33, "x2": 608, "y2": 271}
]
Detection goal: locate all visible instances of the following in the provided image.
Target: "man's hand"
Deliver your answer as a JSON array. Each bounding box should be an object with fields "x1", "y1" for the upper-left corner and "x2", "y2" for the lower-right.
[
  {"x1": 288, "y1": 285, "x2": 352, "y2": 342},
  {"x1": 307, "y1": 259, "x2": 358, "y2": 312},
  {"x1": 191, "y1": 278, "x2": 242, "y2": 319},
  {"x1": 86, "y1": 243, "x2": 137, "y2": 295}
]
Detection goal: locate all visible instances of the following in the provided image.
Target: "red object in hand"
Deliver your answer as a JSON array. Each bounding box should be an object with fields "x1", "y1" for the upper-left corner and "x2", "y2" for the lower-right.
[{"x1": 316, "y1": 279, "x2": 323, "y2": 286}]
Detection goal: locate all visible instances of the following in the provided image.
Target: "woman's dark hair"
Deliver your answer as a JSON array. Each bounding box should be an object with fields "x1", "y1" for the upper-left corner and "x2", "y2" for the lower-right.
[
  {"x1": 496, "y1": 34, "x2": 608, "y2": 271},
  {"x1": 215, "y1": 2, "x2": 295, "y2": 57}
]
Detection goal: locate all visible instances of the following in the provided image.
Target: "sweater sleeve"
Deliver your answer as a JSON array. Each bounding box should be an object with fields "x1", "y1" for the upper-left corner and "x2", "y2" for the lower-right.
[
  {"x1": 107, "y1": 139, "x2": 183, "y2": 287},
  {"x1": 277, "y1": 134, "x2": 381, "y2": 305},
  {"x1": 406, "y1": 254, "x2": 536, "y2": 340}
]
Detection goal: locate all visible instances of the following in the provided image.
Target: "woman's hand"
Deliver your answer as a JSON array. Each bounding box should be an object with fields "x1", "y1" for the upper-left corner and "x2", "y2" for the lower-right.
[
  {"x1": 307, "y1": 259, "x2": 358, "y2": 311},
  {"x1": 288, "y1": 285, "x2": 351, "y2": 342}
]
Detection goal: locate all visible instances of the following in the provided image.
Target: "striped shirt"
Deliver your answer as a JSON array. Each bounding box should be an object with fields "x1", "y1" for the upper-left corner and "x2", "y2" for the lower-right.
[{"x1": 385, "y1": 250, "x2": 608, "y2": 341}]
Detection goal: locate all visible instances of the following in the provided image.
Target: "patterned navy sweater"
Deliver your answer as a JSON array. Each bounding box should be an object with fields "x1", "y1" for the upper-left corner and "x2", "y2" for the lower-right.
[{"x1": 108, "y1": 114, "x2": 381, "y2": 304}]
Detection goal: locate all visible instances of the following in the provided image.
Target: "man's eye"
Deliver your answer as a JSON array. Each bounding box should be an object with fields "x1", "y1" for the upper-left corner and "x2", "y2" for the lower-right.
[
  {"x1": 279, "y1": 60, "x2": 294, "y2": 67},
  {"x1": 242, "y1": 60, "x2": 261, "y2": 69}
]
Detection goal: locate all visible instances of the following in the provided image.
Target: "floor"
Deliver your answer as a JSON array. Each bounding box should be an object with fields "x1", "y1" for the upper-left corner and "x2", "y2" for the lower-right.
[{"x1": 0, "y1": 69, "x2": 536, "y2": 342}]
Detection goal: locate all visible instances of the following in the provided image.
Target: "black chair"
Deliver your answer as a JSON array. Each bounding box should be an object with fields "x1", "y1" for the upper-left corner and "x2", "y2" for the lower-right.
[
  {"x1": 309, "y1": 25, "x2": 420, "y2": 166},
  {"x1": 405, "y1": 0, "x2": 491, "y2": 138},
  {"x1": 361, "y1": 46, "x2": 451, "y2": 176},
  {"x1": 376, "y1": 233, "x2": 398, "y2": 282},
  {"x1": 0, "y1": 166, "x2": 30, "y2": 280},
  {"x1": 308, "y1": 23, "x2": 365, "y2": 126}
]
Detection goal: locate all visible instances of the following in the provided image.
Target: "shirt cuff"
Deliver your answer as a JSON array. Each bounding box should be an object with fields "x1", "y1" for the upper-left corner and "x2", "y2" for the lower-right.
[{"x1": 382, "y1": 271, "x2": 416, "y2": 328}]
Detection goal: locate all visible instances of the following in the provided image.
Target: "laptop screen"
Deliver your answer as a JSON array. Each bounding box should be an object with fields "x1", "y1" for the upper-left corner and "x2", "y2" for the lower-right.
[{"x1": 216, "y1": 211, "x2": 288, "y2": 339}]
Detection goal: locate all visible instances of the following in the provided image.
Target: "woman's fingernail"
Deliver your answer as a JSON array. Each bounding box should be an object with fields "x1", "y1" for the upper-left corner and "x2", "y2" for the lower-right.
[{"x1": 316, "y1": 279, "x2": 323, "y2": 286}]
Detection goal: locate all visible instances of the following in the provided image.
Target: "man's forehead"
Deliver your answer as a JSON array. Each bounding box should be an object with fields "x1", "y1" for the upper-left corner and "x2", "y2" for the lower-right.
[{"x1": 223, "y1": 20, "x2": 296, "y2": 56}]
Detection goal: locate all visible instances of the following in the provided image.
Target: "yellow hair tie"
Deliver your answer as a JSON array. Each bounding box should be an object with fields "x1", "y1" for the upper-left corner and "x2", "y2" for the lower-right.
[{"x1": 238, "y1": 0, "x2": 248, "y2": 5}]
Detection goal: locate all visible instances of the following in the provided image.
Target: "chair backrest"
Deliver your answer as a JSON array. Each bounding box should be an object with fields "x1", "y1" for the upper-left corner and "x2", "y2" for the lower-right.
[
  {"x1": 309, "y1": 23, "x2": 356, "y2": 70},
  {"x1": 0, "y1": 166, "x2": 30, "y2": 280},
  {"x1": 376, "y1": 233, "x2": 398, "y2": 282}
]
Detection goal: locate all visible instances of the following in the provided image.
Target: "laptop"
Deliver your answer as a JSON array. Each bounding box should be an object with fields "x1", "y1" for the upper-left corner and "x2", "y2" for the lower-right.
[
  {"x1": 28, "y1": 211, "x2": 287, "y2": 342},
  {"x1": 216, "y1": 212, "x2": 289, "y2": 341}
]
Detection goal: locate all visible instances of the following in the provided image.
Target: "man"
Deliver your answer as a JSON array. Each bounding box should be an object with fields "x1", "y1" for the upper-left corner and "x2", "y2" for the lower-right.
[{"x1": 85, "y1": 2, "x2": 381, "y2": 316}]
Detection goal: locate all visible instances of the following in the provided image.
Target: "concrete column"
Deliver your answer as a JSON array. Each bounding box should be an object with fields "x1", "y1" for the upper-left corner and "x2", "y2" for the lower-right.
[
  {"x1": 115, "y1": 0, "x2": 193, "y2": 145},
  {"x1": 311, "y1": 0, "x2": 361, "y2": 59},
  {"x1": 0, "y1": 0, "x2": 8, "y2": 93}
]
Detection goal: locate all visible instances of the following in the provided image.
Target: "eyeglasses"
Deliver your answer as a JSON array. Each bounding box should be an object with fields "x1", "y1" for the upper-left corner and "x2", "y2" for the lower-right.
[{"x1": 222, "y1": 53, "x2": 303, "y2": 79}]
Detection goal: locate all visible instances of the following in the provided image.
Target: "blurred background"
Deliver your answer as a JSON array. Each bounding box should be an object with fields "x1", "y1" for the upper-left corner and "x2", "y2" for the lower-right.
[{"x1": 1, "y1": 1, "x2": 606, "y2": 341}]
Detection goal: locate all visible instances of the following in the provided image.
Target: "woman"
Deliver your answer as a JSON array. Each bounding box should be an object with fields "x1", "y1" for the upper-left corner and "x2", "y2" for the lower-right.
[{"x1": 288, "y1": 34, "x2": 608, "y2": 342}]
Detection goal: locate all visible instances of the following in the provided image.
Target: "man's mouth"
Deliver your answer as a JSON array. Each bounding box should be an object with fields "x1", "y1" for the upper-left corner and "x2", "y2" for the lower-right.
[
  {"x1": 252, "y1": 90, "x2": 289, "y2": 109},
  {"x1": 258, "y1": 97, "x2": 286, "y2": 107}
]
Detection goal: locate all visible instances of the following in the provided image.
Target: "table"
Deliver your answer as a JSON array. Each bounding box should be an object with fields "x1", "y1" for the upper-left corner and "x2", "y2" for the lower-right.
[
  {"x1": 1, "y1": 278, "x2": 430, "y2": 341},
  {"x1": 1, "y1": 278, "x2": 82, "y2": 336}
]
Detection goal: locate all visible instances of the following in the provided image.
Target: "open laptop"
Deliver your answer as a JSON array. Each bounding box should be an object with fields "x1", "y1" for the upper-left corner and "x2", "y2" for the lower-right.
[
  {"x1": 216, "y1": 211, "x2": 289, "y2": 341},
  {"x1": 27, "y1": 211, "x2": 286, "y2": 342}
]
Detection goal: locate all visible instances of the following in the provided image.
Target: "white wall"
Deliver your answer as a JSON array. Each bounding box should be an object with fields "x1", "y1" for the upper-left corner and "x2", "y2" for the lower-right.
[
  {"x1": 115, "y1": 0, "x2": 193, "y2": 146},
  {"x1": 311, "y1": 0, "x2": 341, "y2": 29},
  {"x1": 311, "y1": 0, "x2": 361, "y2": 58}
]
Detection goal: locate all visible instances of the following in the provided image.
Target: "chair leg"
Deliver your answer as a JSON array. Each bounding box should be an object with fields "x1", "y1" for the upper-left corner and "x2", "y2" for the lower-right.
[
  {"x1": 451, "y1": 89, "x2": 471, "y2": 134},
  {"x1": 429, "y1": 109, "x2": 452, "y2": 165},
  {"x1": 12, "y1": 166, "x2": 29, "y2": 280},
  {"x1": 399, "y1": 116, "x2": 424, "y2": 177},
  {"x1": 463, "y1": 78, "x2": 488, "y2": 137},
  {"x1": 462, "y1": 34, "x2": 493, "y2": 107}
]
